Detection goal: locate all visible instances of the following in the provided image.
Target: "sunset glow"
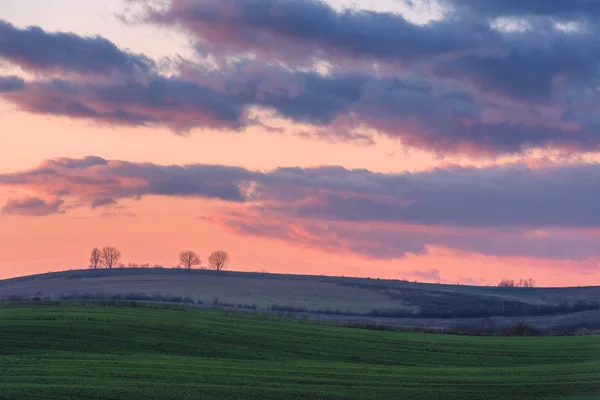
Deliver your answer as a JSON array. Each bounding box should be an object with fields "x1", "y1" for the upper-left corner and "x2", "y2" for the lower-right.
[{"x1": 2, "y1": 0, "x2": 600, "y2": 286}]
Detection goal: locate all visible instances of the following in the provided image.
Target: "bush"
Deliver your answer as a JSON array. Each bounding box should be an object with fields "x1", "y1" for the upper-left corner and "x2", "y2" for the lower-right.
[
  {"x1": 271, "y1": 304, "x2": 308, "y2": 313},
  {"x1": 182, "y1": 296, "x2": 195, "y2": 304},
  {"x1": 344, "y1": 323, "x2": 395, "y2": 331},
  {"x1": 503, "y1": 322, "x2": 541, "y2": 336}
]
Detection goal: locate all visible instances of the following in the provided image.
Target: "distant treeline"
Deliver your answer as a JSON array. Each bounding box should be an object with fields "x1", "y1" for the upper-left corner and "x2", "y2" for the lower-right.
[
  {"x1": 342, "y1": 321, "x2": 598, "y2": 337},
  {"x1": 3, "y1": 292, "x2": 598, "y2": 319},
  {"x1": 267, "y1": 301, "x2": 600, "y2": 318},
  {"x1": 367, "y1": 301, "x2": 600, "y2": 318},
  {"x1": 1, "y1": 292, "x2": 257, "y2": 310}
]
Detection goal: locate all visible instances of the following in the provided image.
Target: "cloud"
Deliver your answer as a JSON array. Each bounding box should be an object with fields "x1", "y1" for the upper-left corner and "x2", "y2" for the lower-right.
[
  {"x1": 0, "y1": 19, "x2": 247, "y2": 132},
  {"x1": 5, "y1": 62, "x2": 599, "y2": 154},
  {"x1": 100, "y1": 210, "x2": 137, "y2": 219},
  {"x1": 0, "y1": 75, "x2": 245, "y2": 132},
  {"x1": 1, "y1": 13, "x2": 599, "y2": 154},
  {"x1": 434, "y1": 48, "x2": 597, "y2": 103},
  {"x1": 215, "y1": 210, "x2": 600, "y2": 261},
  {"x1": 458, "y1": 276, "x2": 487, "y2": 286},
  {"x1": 411, "y1": 268, "x2": 443, "y2": 282},
  {"x1": 0, "y1": 75, "x2": 26, "y2": 92},
  {"x1": 4, "y1": 157, "x2": 600, "y2": 261},
  {"x1": 4, "y1": 157, "x2": 600, "y2": 229},
  {"x1": 143, "y1": 0, "x2": 494, "y2": 67},
  {"x1": 137, "y1": 0, "x2": 600, "y2": 154},
  {"x1": 1, "y1": 196, "x2": 65, "y2": 216},
  {"x1": 140, "y1": 0, "x2": 600, "y2": 107},
  {"x1": 251, "y1": 162, "x2": 600, "y2": 229},
  {"x1": 0, "y1": 156, "x2": 256, "y2": 210},
  {"x1": 0, "y1": 19, "x2": 154, "y2": 76},
  {"x1": 441, "y1": 0, "x2": 600, "y2": 20}
]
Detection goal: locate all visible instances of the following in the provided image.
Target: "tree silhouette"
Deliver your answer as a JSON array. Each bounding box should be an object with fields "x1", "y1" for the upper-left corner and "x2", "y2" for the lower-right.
[
  {"x1": 498, "y1": 278, "x2": 516, "y2": 287},
  {"x1": 208, "y1": 250, "x2": 229, "y2": 271},
  {"x1": 498, "y1": 277, "x2": 536, "y2": 288},
  {"x1": 179, "y1": 250, "x2": 201, "y2": 269},
  {"x1": 101, "y1": 246, "x2": 121, "y2": 269},
  {"x1": 89, "y1": 247, "x2": 102, "y2": 269}
]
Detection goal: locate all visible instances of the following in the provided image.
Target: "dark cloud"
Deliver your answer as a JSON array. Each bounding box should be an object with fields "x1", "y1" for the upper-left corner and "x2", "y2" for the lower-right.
[
  {"x1": 127, "y1": 0, "x2": 600, "y2": 153},
  {"x1": 0, "y1": 19, "x2": 154, "y2": 76},
  {"x1": 179, "y1": 62, "x2": 600, "y2": 154},
  {"x1": 0, "y1": 10, "x2": 599, "y2": 154},
  {"x1": 256, "y1": 162, "x2": 600, "y2": 228},
  {"x1": 442, "y1": 0, "x2": 600, "y2": 19},
  {"x1": 145, "y1": 0, "x2": 495, "y2": 66},
  {"x1": 434, "y1": 48, "x2": 597, "y2": 102},
  {"x1": 255, "y1": 72, "x2": 365, "y2": 125},
  {"x1": 140, "y1": 0, "x2": 600, "y2": 106},
  {"x1": 0, "y1": 75, "x2": 26, "y2": 92},
  {"x1": 0, "y1": 75, "x2": 245, "y2": 132},
  {"x1": 2, "y1": 59, "x2": 600, "y2": 153},
  {"x1": 2, "y1": 196, "x2": 65, "y2": 216}
]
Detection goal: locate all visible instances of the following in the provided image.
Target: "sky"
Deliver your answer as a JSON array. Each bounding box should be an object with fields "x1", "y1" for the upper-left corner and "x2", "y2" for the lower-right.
[{"x1": 1, "y1": 0, "x2": 600, "y2": 286}]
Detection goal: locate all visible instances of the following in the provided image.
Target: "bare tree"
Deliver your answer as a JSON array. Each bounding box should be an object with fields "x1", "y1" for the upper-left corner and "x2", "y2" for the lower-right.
[
  {"x1": 524, "y1": 278, "x2": 537, "y2": 288},
  {"x1": 179, "y1": 250, "x2": 201, "y2": 270},
  {"x1": 499, "y1": 277, "x2": 536, "y2": 288},
  {"x1": 208, "y1": 250, "x2": 229, "y2": 271},
  {"x1": 498, "y1": 278, "x2": 516, "y2": 287},
  {"x1": 518, "y1": 278, "x2": 537, "y2": 288},
  {"x1": 101, "y1": 246, "x2": 121, "y2": 269},
  {"x1": 89, "y1": 247, "x2": 102, "y2": 269}
]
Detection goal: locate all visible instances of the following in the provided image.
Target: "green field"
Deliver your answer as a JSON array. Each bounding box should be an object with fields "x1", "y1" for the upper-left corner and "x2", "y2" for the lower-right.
[{"x1": 1, "y1": 302, "x2": 599, "y2": 399}]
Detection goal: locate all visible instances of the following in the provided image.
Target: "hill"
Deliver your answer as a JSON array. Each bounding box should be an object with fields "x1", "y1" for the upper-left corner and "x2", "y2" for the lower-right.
[
  {"x1": 1, "y1": 302, "x2": 599, "y2": 399},
  {"x1": 1, "y1": 268, "x2": 600, "y2": 332}
]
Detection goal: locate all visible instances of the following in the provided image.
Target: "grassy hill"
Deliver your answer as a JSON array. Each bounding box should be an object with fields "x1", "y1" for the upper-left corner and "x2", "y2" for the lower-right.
[
  {"x1": 0, "y1": 302, "x2": 599, "y2": 399},
  {"x1": 1, "y1": 269, "x2": 599, "y2": 333}
]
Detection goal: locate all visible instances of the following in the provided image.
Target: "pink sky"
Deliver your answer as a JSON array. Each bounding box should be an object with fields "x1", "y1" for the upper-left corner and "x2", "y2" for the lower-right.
[{"x1": 1, "y1": 0, "x2": 600, "y2": 286}]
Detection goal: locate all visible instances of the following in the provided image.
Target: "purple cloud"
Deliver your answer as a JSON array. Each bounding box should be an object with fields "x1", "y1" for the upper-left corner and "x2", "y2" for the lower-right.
[
  {"x1": 0, "y1": 19, "x2": 154, "y2": 76},
  {"x1": 0, "y1": 75, "x2": 245, "y2": 132},
  {"x1": 252, "y1": 162, "x2": 600, "y2": 229},
  {"x1": 4, "y1": 157, "x2": 600, "y2": 260},
  {"x1": 140, "y1": 0, "x2": 600, "y2": 105},
  {"x1": 0, "y1": 156, "x2": 256, "y2": 211},
  {"x1": 216, "y1": 210, "x2": 600, "y2": 260},
  {"x1": 0, "y1": 75, "x2": 26, "y2": 92},
  {"x1": 4, "y1": 157, "x2": 600, "y2": 229},
  {"x1": 6, "y1": 58, "x2": 595, "y2": 154},
  {"x1": 143, "y1": 0, "x2": 494, "y2": 67},
  {"x1": 1, "y1": 13, "x2": 600, "y2": 155},
  {"x1": 2, "y1": 196, "x2": 65, "y2": 216},
  {"x1": 442, "y1": 0, "x2": 600, "y2": 20}
]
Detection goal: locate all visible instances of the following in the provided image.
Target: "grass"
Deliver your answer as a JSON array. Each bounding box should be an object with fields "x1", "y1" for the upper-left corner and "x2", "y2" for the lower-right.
[{"x1": 1, "y1": 302, "x2": 599, "y2": 399}]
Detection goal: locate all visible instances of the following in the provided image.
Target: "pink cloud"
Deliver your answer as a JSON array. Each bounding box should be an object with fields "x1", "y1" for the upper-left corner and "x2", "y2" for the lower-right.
[
  {"x1": 2, "y1": 195, "x2": 65, "y2": 216},
  {"x1": 410, "y1": 268, "x2": 444, "y2": 283},
  {"x1": 4, "y1": 156, "x2": 600, "y2": 266}
]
